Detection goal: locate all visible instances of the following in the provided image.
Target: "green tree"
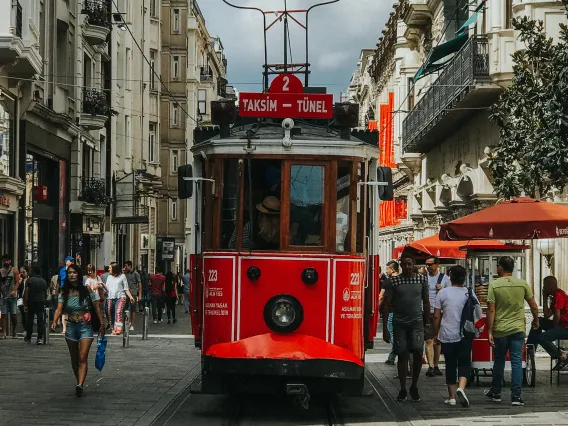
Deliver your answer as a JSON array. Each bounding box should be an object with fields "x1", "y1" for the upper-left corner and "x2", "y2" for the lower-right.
[{"x1": 489, "y1": 2, "x2": 568, "y2": 199}]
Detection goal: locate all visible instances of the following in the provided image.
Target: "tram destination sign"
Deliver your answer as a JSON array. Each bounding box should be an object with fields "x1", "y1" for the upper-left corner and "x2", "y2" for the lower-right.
[{"x1": 239, "y1": 74, "x2": 333, "y2": 119}]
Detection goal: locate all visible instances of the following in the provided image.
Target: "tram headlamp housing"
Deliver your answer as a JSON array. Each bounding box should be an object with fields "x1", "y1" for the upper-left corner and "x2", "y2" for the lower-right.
[{"x1": 264, "y1": 295, "x2": 303, "y2": 333}]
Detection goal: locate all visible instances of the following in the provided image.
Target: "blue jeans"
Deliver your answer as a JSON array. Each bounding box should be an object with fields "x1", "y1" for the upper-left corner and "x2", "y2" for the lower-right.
[
  {"x1": 491, "y1": 332, "x2": 525, "y2": 398},
  {"x1": 539, "y1": 326, "x2": 568, "y2": 359},
  {"x1": 184, "y1": 291, "x2": 189, "y2": 313},
  {"x1": 387, "y1": 313, "x2": 396, "y2": 361}
]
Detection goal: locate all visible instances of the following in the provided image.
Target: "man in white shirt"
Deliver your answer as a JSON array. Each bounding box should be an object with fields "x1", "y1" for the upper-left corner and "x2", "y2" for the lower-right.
[{"x1": 424, "y1": 256, "x2": 451, "y2": 377}]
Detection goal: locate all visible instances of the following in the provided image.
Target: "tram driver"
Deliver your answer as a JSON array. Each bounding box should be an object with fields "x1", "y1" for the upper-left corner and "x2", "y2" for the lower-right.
[{"x1": 228, "y1": 196, "x2": 281, "y2": 250}]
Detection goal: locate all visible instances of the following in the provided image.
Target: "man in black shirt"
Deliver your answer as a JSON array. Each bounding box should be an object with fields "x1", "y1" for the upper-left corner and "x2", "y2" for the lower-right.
[
  {"x1": 24, "y1": 266, "x2": 48, "y2": 344},
  {"x1": 383, "y1": 255, "x2": 430, "y2": 402}
]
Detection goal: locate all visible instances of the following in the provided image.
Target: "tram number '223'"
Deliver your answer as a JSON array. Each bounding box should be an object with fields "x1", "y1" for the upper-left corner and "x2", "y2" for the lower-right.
[
  {"x1": 350, "y1": 273, "x2": 360, "y2": 286},
  {"x1": 208, "y1": 269, "x2": 218, "y2": 282}
]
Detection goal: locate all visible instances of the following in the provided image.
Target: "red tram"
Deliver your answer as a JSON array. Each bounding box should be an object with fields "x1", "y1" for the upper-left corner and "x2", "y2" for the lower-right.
[{"x1": 179, "y1": 74, "x2": 392, "y2": 398}]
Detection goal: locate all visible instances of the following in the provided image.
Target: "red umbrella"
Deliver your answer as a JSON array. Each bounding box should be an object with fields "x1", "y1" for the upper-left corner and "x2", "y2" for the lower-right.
[
  {"x1": 392, "y1": 235, "x2": 524, "y2": 260},
  {"x1": 439, "y1": 197, "x2": 568, "y2": 241}
]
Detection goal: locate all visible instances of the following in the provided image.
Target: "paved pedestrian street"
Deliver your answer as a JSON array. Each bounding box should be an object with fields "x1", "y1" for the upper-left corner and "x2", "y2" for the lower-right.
[{"x1": 2, "y1": 317, "x2": 568, "y2": 426}]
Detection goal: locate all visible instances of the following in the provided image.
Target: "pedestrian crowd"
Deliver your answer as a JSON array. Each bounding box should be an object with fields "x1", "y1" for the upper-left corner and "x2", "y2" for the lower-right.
[
  {"x1": 381, "y1": 254, "x2": 568, "y2": 408},
  {"x1": 0, "y1": 254, "x2": 190, "y2": 397}
]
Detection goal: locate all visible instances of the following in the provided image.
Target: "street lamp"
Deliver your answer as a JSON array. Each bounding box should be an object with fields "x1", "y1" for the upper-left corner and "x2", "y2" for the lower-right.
[{"x1": 537, "y1": 238, "x2": 555, "y2": 271}]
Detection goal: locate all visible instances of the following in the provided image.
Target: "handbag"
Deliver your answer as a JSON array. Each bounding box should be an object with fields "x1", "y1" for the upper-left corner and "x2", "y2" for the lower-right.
[{"x1": 95, "y1": 336, "x2": 107, "y2": 372}]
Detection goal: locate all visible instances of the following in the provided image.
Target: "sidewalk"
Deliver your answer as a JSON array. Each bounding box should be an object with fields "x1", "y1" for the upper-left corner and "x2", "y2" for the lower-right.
[
  {"x1": 368, "y1": 339, "x2": 568, "y2": 426},
  {"x1": 0, "y1": 310, "x2": 199, "y2": 426}
]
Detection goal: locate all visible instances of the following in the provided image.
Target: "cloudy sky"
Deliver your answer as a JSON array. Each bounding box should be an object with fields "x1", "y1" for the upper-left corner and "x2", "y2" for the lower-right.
[{"x1": 198, "y1": 0, "x2": 391, "y2": 99}]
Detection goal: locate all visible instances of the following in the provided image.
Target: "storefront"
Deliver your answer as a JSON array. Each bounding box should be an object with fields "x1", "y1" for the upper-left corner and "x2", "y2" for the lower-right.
[{"x1": 0, "y1": 193, "x2": 17, "y2": 257}]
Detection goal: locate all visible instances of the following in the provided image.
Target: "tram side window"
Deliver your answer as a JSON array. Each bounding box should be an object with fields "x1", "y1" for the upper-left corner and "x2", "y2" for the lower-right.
[
  {"x1": 229, "y1": 159, "x2": 282, "y2": 250},
  {"x1": 336, "y1": 162, "x2": 351, "y2": 253},
  {"x1": 221, "y1": 159, "x2": 239, "y2": 249},
  {"x1": 289, "y1": 165, "x2": 324, "y2": 246},
  {"x1": 356, "y1": 162, "x2": 366, "y2": 253}
]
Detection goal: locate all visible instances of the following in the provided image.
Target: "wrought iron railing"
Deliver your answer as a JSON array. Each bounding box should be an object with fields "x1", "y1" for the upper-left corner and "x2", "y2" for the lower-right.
[
  {"x1": 402, "y1": 36, "x2": 489, "y2": 152},
  {"x1": 81, "y1": 0, "x2": 111, "y2": 28},
  {"x1": 200, "y1": 66, "x2": 213, "y2": 81},
  {"x1": 80, "y1": 178, "x2": 109, "y2": 206},
  {"x1": 15, "y1": 2, "x2": 22, "y2": 38},
  {"x1": 217, "y1": 77, "x2": 227, "y2": 97},
  {"x1": 82, "y1": 88, "x2": 110, "y2": 116}
]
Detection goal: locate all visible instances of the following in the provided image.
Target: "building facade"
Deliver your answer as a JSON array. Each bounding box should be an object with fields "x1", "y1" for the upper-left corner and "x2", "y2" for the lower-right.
[
  {"x1": 350, "y1": 0, "x2": 568, "y2": 295},
  {"x1": 157, "y1": 0, "x2": 228, "y2": 274}
]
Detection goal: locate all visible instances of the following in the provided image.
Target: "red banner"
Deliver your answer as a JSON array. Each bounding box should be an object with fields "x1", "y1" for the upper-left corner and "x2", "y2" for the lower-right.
[{"x1": 379, "y1": 93, "x2": 397, "y2": 228}]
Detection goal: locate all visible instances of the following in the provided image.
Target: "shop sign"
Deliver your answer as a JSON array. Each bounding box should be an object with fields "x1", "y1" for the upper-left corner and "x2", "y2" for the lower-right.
[{"x1": 162, "y1": 240, "x2": 175, "y2": 260}]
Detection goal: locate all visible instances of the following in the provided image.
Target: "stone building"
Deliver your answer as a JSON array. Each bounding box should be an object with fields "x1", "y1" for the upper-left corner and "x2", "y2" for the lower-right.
[
  {"x1": 351, "y1": 0, "x2": 568, "y2": 295},
  {"x1": 156, "y1": 0, "x2": 228, "y2": 273}
]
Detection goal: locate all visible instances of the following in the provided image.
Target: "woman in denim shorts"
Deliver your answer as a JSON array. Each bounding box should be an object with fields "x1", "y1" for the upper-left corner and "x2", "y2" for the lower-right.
[{"x1": 52, "y1": 264, "x2": 105, "y2": 397}]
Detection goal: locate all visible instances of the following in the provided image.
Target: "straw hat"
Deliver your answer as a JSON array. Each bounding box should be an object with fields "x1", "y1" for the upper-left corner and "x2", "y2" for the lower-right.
[{"x1": 256, "y1": 196, "x2": 280, "y2": 215}]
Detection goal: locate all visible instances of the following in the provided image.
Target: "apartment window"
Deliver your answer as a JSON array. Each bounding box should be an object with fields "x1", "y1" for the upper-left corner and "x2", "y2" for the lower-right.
[
  {"x1": 407, "y1": 78, "x2": 415, "y2": 110},
  {"x1": 150, "y1": 0, "x2": 157, "y2": 17},
  {"x1": 124, "y1": 115, "x2": 131, "y2": 159},
  {"x1": 149, "y1": 122, "x2": 157, "y2": 163},
  {"x1": 170, "y1": 200, "x2": 178, "y2": 221},
  {"x1": 149, "y1": 50, "x2": 156, "y2": 91},
  {"x1": 171, "y1": 150, "x2": 179, "y2": 173},
  {"x1": 172, "y1": 9, "x2": 180, "y2": 33},
  {"x1": 171, "y1": 103, "x2": 179, "y2": 127},
  {"x1": 172, "y1": 55, "x2": 180, "y2": 80},
  {"x1": 125, "y1": 48, "x2": 131, "y2": 90},
  {"x1": 198, "y1": 89, "x2": 207, "y2": 115},
  {"x1": 505, "y1": 0, "x2": 513, "y2": 29}
]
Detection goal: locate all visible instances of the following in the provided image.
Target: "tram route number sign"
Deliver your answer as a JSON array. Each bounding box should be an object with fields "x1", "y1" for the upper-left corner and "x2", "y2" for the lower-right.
[{"x1": 239, "y1": 74, "x2": 333, "y2": 119}]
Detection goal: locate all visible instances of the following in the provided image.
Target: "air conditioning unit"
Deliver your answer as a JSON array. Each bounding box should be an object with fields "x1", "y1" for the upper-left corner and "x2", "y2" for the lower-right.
[{"x1": 140, "y1": 233, "x2": 149, "y2": 250}]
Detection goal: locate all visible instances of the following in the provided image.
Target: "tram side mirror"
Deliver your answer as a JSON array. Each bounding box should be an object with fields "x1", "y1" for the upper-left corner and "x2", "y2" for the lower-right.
[
  {"x1": 377, "y1": 167, "x2": 394, "y2": 201},
  {"x1": 178, "y1": 164, "x2": 193, "y2": 199}
]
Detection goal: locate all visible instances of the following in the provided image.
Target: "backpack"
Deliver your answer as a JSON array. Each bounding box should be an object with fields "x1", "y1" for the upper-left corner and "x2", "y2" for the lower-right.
[
  {"x1": 460, "y1": 286, "x2": 483, "y2": 339},
  {"x1": 437, "y1": 273, "x2": 445, "y2": 285}
]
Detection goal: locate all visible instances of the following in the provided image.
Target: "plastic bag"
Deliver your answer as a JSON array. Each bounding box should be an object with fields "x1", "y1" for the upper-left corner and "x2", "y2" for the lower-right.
[{"x1": 95, "y1": 336, "x2": 107, "y2": 372}]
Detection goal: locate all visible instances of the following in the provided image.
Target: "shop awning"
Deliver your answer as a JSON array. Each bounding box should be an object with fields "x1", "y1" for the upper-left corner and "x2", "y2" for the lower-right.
[
  {"x1": 392, "y1": 235, "x2": 526, "y2": 260},
  {"x1": 412, "y1": 33, "x2": 468, "y2": 83},
  {"x1": 457, "y1": 0, "x2": 487, "y2": 36},
  {"x1": 439, "y1": 197, "x2": 568, "y2": 241}
]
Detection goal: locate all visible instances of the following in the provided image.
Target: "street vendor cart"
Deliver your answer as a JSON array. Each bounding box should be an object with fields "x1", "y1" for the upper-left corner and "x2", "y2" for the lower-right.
[{"x1": 463, "y1": 245, "x2": 535, "y2": 386}]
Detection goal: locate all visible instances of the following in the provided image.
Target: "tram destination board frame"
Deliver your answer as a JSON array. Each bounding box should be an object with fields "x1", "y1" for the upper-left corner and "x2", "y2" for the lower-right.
[{"x1": 239, "y1": 74, "x2": 333, "y2": 119}]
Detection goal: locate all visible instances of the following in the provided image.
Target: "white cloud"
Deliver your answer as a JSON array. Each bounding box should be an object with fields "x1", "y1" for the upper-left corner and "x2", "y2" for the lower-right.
[{"x1": 198, "y1": 0, "x2": 392, "y2": 97}]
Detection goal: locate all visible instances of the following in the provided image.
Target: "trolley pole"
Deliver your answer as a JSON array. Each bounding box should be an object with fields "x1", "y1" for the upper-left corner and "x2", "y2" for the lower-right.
[
  {"x1": 43, "y1": 307, "x2": 50, "y2": 345},
  {"x1": 142, "y1": 307, "x2": 149, "y2": 340},
  {"x1": 123, "y1": 311, "x2": 130, "y2": 348}
]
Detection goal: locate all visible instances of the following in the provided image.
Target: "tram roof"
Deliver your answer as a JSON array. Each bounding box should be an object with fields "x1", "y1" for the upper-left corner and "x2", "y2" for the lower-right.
[{"x1": 191, "y1": 120, "x2": 380, "y2": 159}]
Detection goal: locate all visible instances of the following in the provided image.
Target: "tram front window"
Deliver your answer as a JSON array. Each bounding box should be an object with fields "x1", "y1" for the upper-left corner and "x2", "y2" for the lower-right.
[{"x1": 289, "y1": 165, "x2": 324, "y2": 246}]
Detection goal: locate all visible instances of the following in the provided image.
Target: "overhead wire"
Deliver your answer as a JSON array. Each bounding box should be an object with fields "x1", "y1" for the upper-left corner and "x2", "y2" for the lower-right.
[{"x1": 110, "y1": 0, "x2": 198, "y2": 124}]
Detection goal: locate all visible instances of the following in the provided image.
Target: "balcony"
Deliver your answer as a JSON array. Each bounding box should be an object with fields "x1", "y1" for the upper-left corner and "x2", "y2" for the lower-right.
[
  {"x1": 0, "y1": 0, "x2": 43, "y2": 77},
  {"x1": 80, "y1": 88, "x2": 109, "y2": 130},
  {"x1": 200, "y1": 66, "x2": 213, "y2": 82},
  {"x1": 81, "y1": 1, "x2": 111, "y2": 45},
  {"x1": 402, "y1": 36, "x2": 502, "y2": 154},
  {"x1": 79, "y1": 177, "x2": 109, "y2": 206},
  {"x1": 217, "y1": 77, "x2": 228, "y2": 98}
]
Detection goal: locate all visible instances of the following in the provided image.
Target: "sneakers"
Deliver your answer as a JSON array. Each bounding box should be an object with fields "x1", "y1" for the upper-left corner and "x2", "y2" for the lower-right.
[
  {"x1": 552, "y1": 356, "x2": 568, "y2": 371},
  {"x1": 75, "y1": 384, "x2": 83, "y2": 398},
  {"x1": 36, "y1": 339, "x2": 43, "y2": 345},
  {"x1": 153, "y1": 320, "x2": 157, "y2": 324},
  {"x1": 385, "y1": 359, "x2": 395, "y2": 366},
  {"x1": 23, "y1": 338, "x2": 31, "y2": 343},
  {"x1": 444, "y1": 398, "x2": 456, "y2": 406},
  {"x1": 173, "y1": 319, "x2": 177, "y2": 324},
  {"x1": 511, "y1": 396, "x2": 525, "y2": 406},
  {"x1": 409, "y1": 386, "x2": 420, "y2": 402},
  {"x1": 129, "y1": 326, "x2": 134, "y2": 331},
  {"x1": 433, "y1": 366, "x2": 443, "y2": 376},
  {"x1": 456, "y1": 388, "x2": 469, "y2": 408},
  {"x1": 396, "y1": 389, "x2": 407, "y2": 401},
  {"x1": 425, "y1": 367, "x2": 435, "y2": 377},
  {"x1": 484, "y1": 389, "x2": 501, "y2": 402}
]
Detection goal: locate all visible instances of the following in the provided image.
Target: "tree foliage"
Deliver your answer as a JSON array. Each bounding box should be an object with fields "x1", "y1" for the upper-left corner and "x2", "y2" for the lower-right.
[{"x1": 489, "y1": 2, "x2": 568, "y2": 199}]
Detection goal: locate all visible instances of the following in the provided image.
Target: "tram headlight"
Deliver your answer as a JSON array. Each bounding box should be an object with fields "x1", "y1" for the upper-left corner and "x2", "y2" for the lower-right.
[{"x1": 264, "y1": 295, "x2": 303, "y2": 333}]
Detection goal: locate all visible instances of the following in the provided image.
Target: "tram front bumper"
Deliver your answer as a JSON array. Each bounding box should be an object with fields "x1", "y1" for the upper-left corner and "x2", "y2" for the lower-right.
[{"x1": 203, "y1": 332, "x2": 364, "y2": 381}]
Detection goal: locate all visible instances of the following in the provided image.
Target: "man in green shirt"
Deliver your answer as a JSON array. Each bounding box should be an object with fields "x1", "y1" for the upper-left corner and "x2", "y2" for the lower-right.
[{"x1": 485, "y1": 256, "x2": 539, "y2": 407}]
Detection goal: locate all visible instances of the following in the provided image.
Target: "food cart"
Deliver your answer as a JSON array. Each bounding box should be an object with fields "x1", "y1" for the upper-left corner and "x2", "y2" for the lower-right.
[{"x1": 462, "y1": 244, "x2": 536, "y2": 387}]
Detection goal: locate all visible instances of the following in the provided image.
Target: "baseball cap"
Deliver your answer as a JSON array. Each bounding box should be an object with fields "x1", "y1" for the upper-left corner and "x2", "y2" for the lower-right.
[{"x1": 64, "y1": 256, "x2": 74, "y2": 262}]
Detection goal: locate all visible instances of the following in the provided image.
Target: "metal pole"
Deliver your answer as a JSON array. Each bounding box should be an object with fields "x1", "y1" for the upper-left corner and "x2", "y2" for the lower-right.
[
  {"x1": 142, "y1": 306, "x2": 149, "y2": 340},
  {"x1": 43, "y1": 307, "x2": 50, "y2": 345},
  {"x1": 123, "y1": 311, "x2": 130, "y2": 348}
]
